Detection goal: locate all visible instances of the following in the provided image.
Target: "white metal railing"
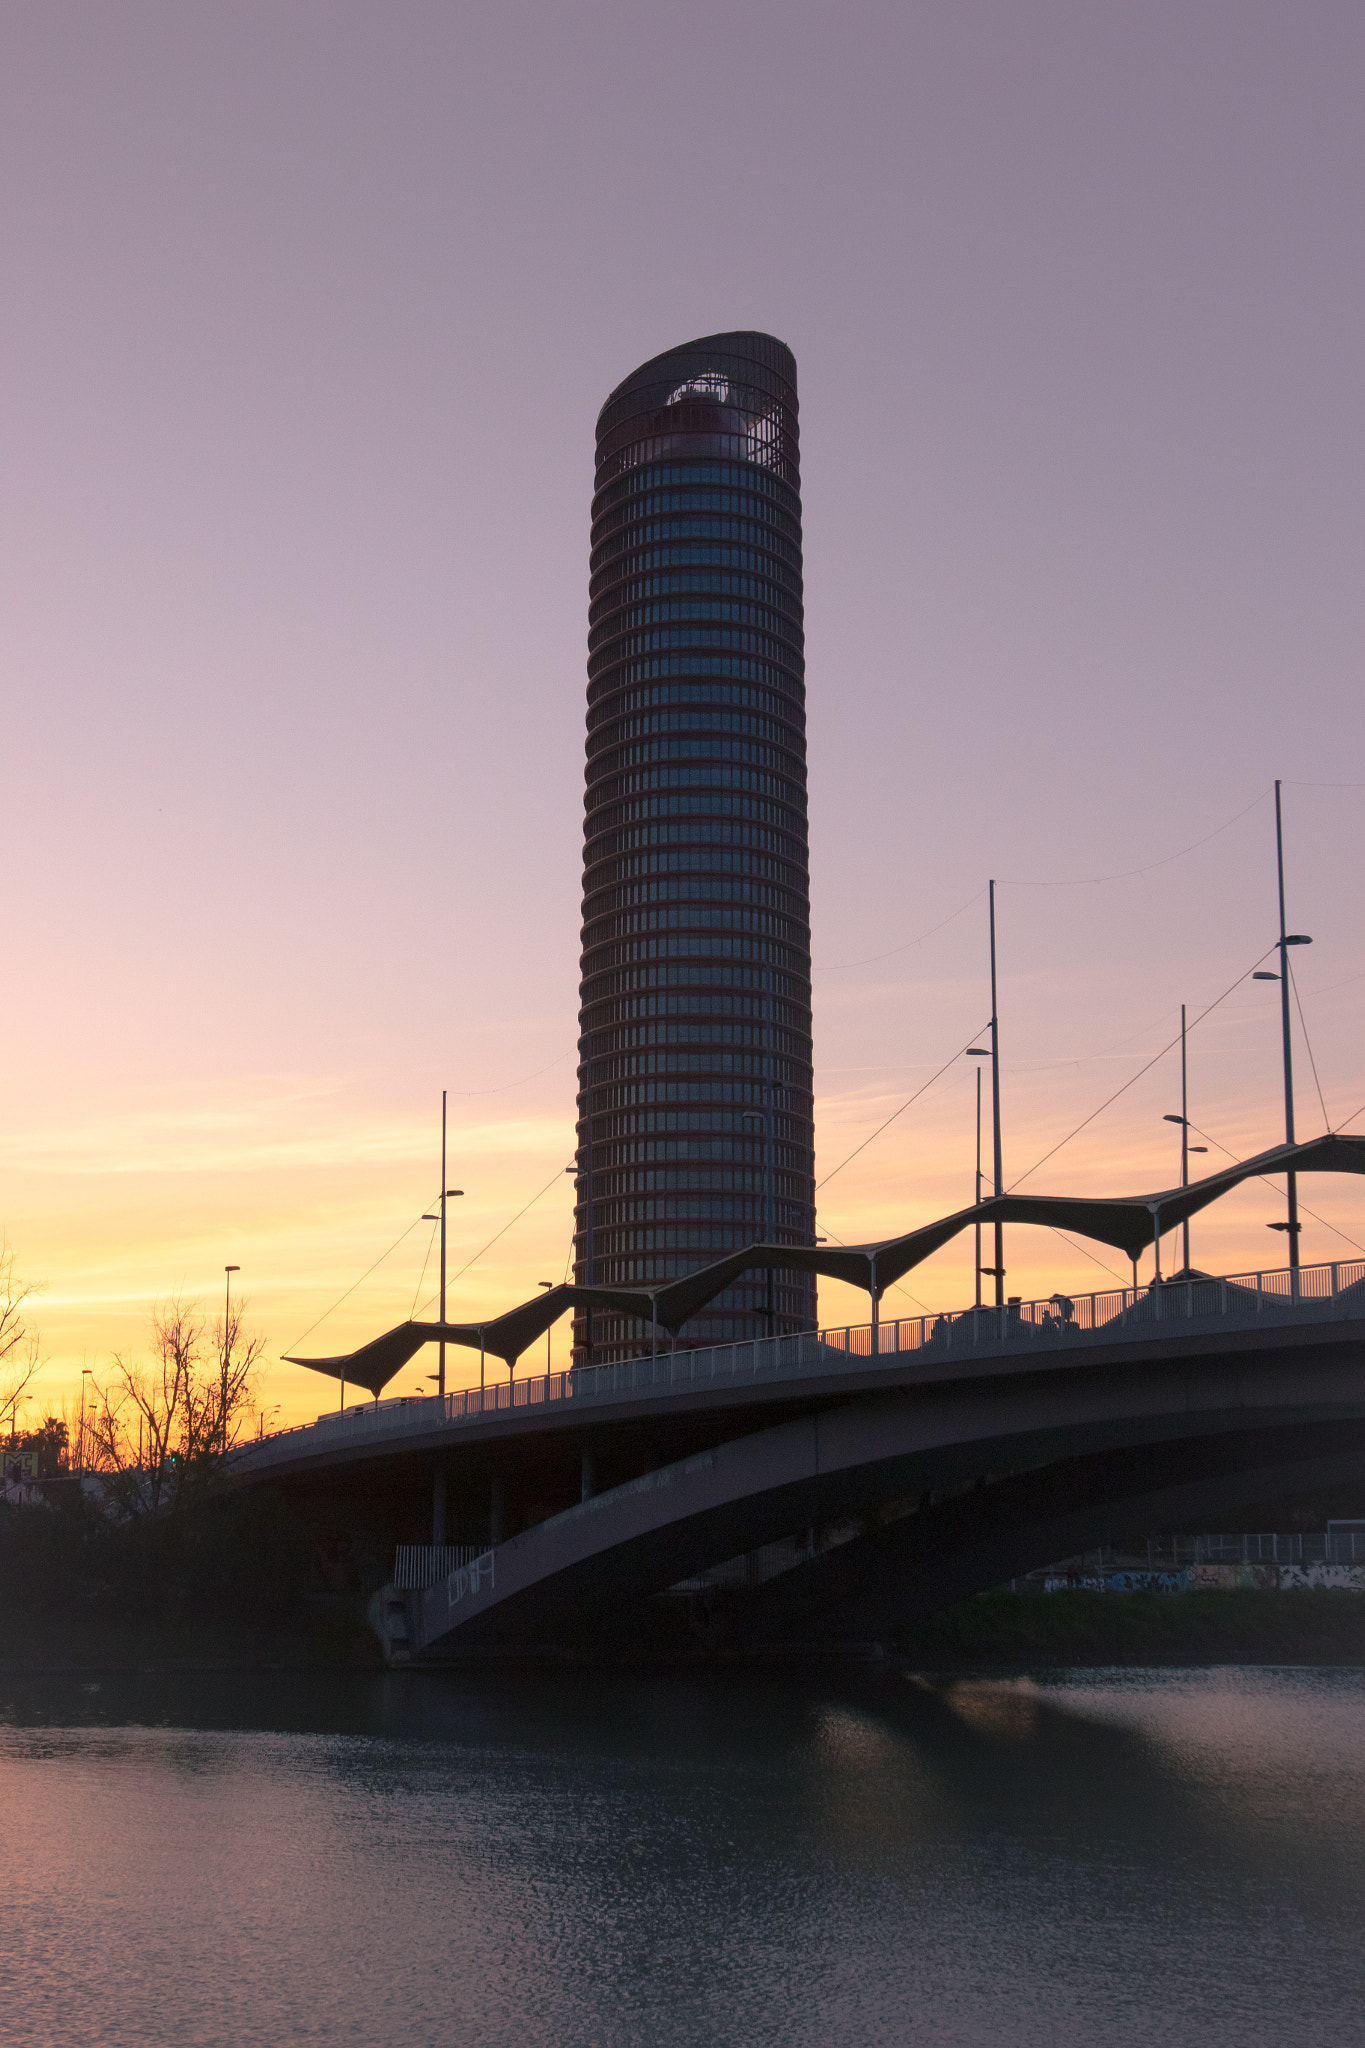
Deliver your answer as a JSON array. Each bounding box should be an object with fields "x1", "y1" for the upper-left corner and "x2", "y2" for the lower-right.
[
  {"x1": 1152, "y1": 1532, "x2": 1365, "y2": 1565},
  {"x1": 392, "y1": 1544, "x2": 484, "y2": 1589},
  {"x1": 233, "y1": 1256, "x2": 1365, "y2": 1471},
  {"x1": 1030, "y1": 1532, "x2": 1365, "y2": 1578}
]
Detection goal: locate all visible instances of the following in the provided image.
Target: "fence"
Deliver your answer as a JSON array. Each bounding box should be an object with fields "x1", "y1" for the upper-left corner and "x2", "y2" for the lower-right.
[
  {"x1": 235, "y1": 1255, "x2": 1365, "y2": 1471},
  {"x1": 818, "y1": 1257, "x2": 1365, "y2": 1365},
  {"x1": 1145, "y1": 1531, "x2": 1365, "y2": 1567},
  {"x1": 392, "y1": 1544, "x2": 484, "y2": 1589}
]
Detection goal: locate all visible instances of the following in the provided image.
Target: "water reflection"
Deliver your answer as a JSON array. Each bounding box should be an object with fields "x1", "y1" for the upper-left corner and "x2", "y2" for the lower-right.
[{"x1": 2, "y1": 1667, "x2": 1362, "y2": 2046}]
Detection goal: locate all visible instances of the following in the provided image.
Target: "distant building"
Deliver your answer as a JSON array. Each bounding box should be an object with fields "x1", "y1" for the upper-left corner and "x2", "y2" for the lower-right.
[{"x1": 573, "y1": 332, "x2": 817, "y2": 1361}]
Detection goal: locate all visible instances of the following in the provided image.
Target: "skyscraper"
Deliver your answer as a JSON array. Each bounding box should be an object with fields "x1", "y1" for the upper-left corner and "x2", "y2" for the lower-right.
[{"x1": 573, "y1": 332, "x2": 816, "y2": 1362}]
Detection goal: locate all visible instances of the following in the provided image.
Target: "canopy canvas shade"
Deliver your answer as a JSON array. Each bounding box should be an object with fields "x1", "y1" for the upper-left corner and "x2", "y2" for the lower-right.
[{"x1": 285, "y1": 1134, "x2": 1365, "y2": 1400}]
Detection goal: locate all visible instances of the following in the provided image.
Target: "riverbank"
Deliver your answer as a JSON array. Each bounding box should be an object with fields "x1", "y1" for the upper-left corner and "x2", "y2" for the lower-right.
[
  {"x1": 895, "y1": 1588, "x2": 1365, "y2": 1667},
  {"x1": 4, "y1": 1590, "x2": 1365, "y2": 1672},
  {"x1": 0, "y1": 1609, "x2": 383, "y2": 1672}
]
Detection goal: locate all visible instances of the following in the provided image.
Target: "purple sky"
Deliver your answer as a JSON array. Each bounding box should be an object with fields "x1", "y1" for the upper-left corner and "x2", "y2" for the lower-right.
[{"x1": 4, "y1": 3, "x2": 1363, "y2": 1417}]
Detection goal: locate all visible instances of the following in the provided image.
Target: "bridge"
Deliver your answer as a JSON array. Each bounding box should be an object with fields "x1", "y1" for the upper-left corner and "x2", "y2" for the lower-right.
[{"x1": 233, "y1": 1246, "x2": 1365, "y2": 1663}]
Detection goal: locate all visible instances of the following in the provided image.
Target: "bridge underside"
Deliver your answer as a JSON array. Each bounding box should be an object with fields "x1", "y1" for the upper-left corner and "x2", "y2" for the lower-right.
[
  {"x1": 394, "y1": 1333, "x2": 1365, "y2": 1661},
  {"x1": 719, "y1": 1423, "x2": 1365, "y2": 1651}
]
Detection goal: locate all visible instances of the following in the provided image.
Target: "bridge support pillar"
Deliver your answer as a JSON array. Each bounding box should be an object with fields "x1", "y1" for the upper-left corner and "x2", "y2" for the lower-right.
[
  {"x1": 490, "y1": 1473, "x2": 505, "y2": 1547},
  {"x1": 581, "y1": 1446, "x2": 597, "y2": 1502},
  {"x1": 432, "y1": 1462, "x2": 447, "y2": 1548}
]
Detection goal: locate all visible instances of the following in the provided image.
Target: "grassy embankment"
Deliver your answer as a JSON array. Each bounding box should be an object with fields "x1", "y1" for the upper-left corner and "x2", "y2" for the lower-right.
[
  {"x1": 4, "y1": 1487, "x2": 1364, "y2": 1669},
  {"x1": 895, "y1": 1587, "x2": 1365, "y2": 1667},
  {"x1": 0, "y1": 1484, "x2": 382, "y2": 1670}
]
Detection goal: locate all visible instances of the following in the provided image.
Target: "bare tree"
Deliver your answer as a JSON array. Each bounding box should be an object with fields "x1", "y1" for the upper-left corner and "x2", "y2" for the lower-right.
[
  {"x1": 86, "y1": 1294, "x2": 264, "y2": 1516},
  {"x1": 212, "y1": 1296, "x2": 267, "y2": 1455},
  {"x1": 0, "y1": 1239, "x2": 43, "y2": 1437}
]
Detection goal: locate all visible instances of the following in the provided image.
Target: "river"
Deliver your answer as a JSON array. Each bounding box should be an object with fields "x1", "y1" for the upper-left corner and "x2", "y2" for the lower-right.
[{"x1": 2, "y1": 1664, "x2": 1362, "y2": 2046}]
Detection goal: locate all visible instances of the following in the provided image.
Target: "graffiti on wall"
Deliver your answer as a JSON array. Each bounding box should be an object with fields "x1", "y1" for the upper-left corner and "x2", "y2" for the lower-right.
[{"x1": 1043, "y1": 1563, "x2": 1365, "y2": 1594}]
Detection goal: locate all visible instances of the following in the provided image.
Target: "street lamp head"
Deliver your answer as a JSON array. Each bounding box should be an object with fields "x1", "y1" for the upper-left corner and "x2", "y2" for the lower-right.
[
  {"x1": 1163, "y1": 1115, "x2": 1187, "y2": 1126},
  {"x1": 1285, "y1": 934, "x2": 1313, "y2": 946},
  {"x1": 1253, "y1": 971, "x2": 1280, "y2": 981},
  {"x1": 1190, "y1": 1146, "x2": 1208, "y2": 1153},
  {"x1": 538, "y1": 1280, "x2": 553, "y2": 1290},
  {"x1": 422, "y1": 1213, "x2": 439, "y2": 1222},
  {"x1": 446, "y1": 1190, "x2": 463, "y2": 1197},
  {"x1": 564, "y1": 1166, "x2": 579, "y2": 1174},
  {"x1": 966, "y1": 1048, "x2": 990, "y2": 1057},
  {"x1": 225, "y1": 1264, "x2": 240, "y2": 1274}
]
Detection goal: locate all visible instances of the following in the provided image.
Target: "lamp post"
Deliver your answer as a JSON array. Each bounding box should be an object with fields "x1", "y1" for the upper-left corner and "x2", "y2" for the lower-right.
[
  {"x1": 421, "y1": 1091, "x2": 464, "y2": 1398},
  {"x1": 1163, "y1": 1006, "x2": 1209, "y2": 1275},
  {"x1": 1271, "y1": 782, "x2": 1312, "y2": 1283},
  {"x1": 964, "y1": 881, "x2": 1005, "y2": 1307},
  {"x1": 967, "y1": 1049, "x2": 991, "y2": 1306},
  {"x1": 988, "y1": 882, "x2": 1004, "y2": 1306},
  {"x1": 222, "y1": 1265, "x2": 240, "y2": 1453},
  {"x1": 564, "y1": 1162, "x2": 592, "y2": 1366},
  {"x1": 538, "y1": 1282, "x2": 553, "y2": 1374},
  {"x1": 575, "y1": 1029, "x2": 596, "y2": 1365},
  {"x1": 79, "y1": 1367, "x2": 92, "y2": 1474},
  {"x1": 742, "y1": 1085, "x2": 780, "y2": 1331}
]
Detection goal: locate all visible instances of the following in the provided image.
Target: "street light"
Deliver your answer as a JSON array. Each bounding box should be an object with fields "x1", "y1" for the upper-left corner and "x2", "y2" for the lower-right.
[
  {"x1": 742, "y1": 1098, "x2": 779, "y2": 1329},
  {"x1": 1272, "y1": 779, "x2": 1312, "y2": 1284},
  {"x1": 538, "y1": 1282, "x2": 553, "y2": 1374},
  {"x1": 571, "y1": 1030, "x2": 598, "y2": 1367},
  {"x1": 564, "y1": 1164, "x2": 591, "y2": 1366},
  {"x1": 79, "y1": 1367, "x2": 92, "y2": 1473},
  {"x1": 973, "y1": 881, "x2": 1006, "y2": 1308},
  {"x1": 222, "y1": 1265, "x2": 240, "y2": 1453},
  {"x1": 967, "y1": 1048, "x2": 990, "y2": 1307},
  {"x1": 424, "y1": 1091, "x2": 466, "y2": 1399}
]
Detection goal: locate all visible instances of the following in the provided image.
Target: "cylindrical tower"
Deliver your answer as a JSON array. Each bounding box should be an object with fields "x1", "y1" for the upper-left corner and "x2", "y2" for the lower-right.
[{"x1": 573, "y1": 331, "x2": 816, "y2": 1362}]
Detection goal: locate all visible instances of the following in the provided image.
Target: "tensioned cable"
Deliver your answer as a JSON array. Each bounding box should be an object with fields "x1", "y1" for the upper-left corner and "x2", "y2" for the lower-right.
[
  {"x1": 1045, "y1": 1228, "x2": 1130, "y2": 1286},
  {"x1": 282, "y1": 1201, "x2": 436, "y2": 1356},
  {"x1": 1338, "y1": 1099, "x2": 1365, "y2": 1134},
  {"x1": 280, "y1": 1057, "x2": 575, "y2": 1350},
  {"x1": 1008, "y1": 948, "x2": 1280, "y2": 1191},
  {"x1": 815, "y1": 1022, "x2": 992, "y2": 1193},
  {"x1": 416, "y1": 1165, "x2": 568, "y2": 1318},
  {"x1": 1288, "y1": 958, "x2": 1332, "y2": 1132},
  {"x1": 826, "y1": 889, "x2": 985, "y2": 972},
  {"x1": 814, "y1": 1224, "x2": 932, "y2": 1315},
  {"x1": 998, "y1": 788, "x2": 1270, "y2": 888},
  {"x1": 449, "y1": 1050, "x2": 573, "y2": 1097},
  {"x1": 1186, "y1": 1120, "x2": 1365, "y2": 1259},
  {"x1": 821, "y1": 791, "x2": 1273, "y2": 974},
  {"x1": 1294, "y1": 968, "x2": 1365, "y2": 1002},
  {"x1": 410, "y1": 1218, "x2": 439, "y2": 1318}
]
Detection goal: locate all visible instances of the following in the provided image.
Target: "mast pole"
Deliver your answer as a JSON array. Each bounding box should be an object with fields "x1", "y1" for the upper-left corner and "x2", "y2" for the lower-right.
[
  {"x1": 989, "y1": 880, "x2": 1004, "y2": 1308},
  {"x1": 1274, "y1": 781, "x2": 1300, "y2": 1280}
]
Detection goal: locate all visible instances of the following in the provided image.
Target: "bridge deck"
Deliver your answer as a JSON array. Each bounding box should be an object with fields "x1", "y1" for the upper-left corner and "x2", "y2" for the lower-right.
[{"x1": 234, "y1": 1259, "x2": 1365, "y2": 1480}]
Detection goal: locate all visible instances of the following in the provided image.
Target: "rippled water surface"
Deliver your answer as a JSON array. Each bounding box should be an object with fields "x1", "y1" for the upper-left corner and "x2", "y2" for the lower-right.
[{"x1": 2, "y1": 1664, "x2": 1363, "y2": 2046}]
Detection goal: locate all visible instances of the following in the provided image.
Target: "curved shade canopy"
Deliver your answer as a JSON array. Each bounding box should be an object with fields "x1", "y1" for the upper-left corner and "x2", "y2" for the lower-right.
[{"x1": 285, "y1": 1133, "x2": 1365, "y2": 1400}]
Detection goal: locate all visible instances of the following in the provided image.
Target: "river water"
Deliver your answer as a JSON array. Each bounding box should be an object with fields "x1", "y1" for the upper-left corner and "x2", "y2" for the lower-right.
[{"x1": 2, "y1": 1664, "x2": 1362, "y2": 2046}]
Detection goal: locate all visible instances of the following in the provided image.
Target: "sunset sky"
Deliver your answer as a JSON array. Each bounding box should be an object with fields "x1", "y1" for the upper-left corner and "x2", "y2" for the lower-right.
[{"x1": 4, "y1": 2, "x2": 1363, "y2": 1428}]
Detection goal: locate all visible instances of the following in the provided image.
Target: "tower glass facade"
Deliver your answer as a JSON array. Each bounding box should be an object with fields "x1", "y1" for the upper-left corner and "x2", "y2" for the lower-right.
[{"x1": 573, "y1": 332, "x2": 816, "y2": 1361}]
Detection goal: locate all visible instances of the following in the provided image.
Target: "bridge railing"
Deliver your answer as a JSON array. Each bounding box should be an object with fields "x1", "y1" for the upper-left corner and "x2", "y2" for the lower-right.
[
  {"x1": 818, "y1": 1257, "x2": 1365, "y2": 1362},
  {"x1": 237, "y1": 1256, "x2": 1365, "y2": 1468}
]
